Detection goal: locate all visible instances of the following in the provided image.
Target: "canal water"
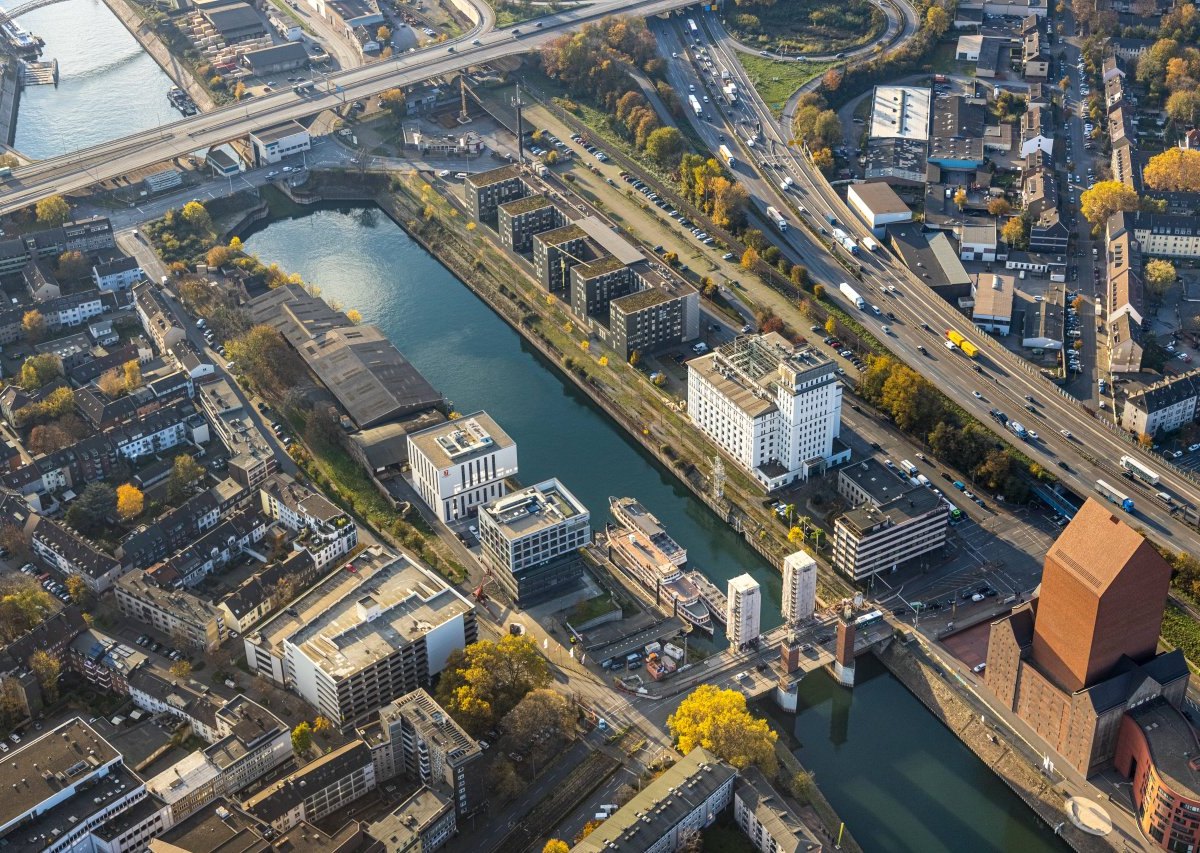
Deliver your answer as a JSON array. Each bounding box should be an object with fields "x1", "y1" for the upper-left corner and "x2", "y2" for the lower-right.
[
  {"x1": 242, "y1": 203, "x2": 784, "y2": 630},
  {"x1": 15, "y1": 0, "x2": 176, "y2": 158},
  {"x1": 243, "y1": 204, "x2": 1066, "y2": 852}
]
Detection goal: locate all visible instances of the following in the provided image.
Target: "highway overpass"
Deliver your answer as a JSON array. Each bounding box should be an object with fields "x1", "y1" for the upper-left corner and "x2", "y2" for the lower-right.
[{"x1": 0, "y1": 0, "x2": 695, "y2": 216}]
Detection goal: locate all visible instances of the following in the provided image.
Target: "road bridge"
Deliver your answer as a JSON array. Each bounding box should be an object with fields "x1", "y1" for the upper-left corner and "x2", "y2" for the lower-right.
[{"x1": 0, "y1": 0, "x2": 695, "y2": 215}]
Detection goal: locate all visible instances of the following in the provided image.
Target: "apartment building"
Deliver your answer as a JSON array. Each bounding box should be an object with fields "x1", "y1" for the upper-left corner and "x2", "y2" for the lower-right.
[
  {"x1": 478, "y1": 478, "x2": 591, "y2": 604},
  {"x1": 145, "y1": 696, "x2": 292, "y2": 826},
  {"x1": 134, "y1": 283, "x2": 185, "y2": 353},
  {"x1": 365, "y1": 688, "x2": 484, "y2": 816},
  {"x1": 368, "y1": 786, "x2": 457, "y2": 853},
  {"x1": 570, "y1": 256, "x2": 636, "y2": 320},
  {"x1": 243, "y1": 545, "x2": 477, "y2": 727},
  {"x1": 31, "y1": 516, "x2": 124, "y2": 593},
  {"x1": 106, "y1": 399, "x2": 209, "y2": 462},
  {"x1": 115, "y1": 568, "x2": 228, "y2": 651},
  {"x1": 0, "y1": 216, "x2": 113, "y2": 277},
  {"x1": 464, "y1": 165, "x2": 527, "y2": 222},
  {"x1": 727, "y1": 574, "x2": 762, "y2": 650},
  {"x1": 833, "y1": 459, "x2": 948, "y2": 582},
  {"x1": 497, "y1": 195, "x2": 563, "y2": 253},
  {"x1": 1120, "y1": 370, "x2": 1200, "y2": 436},
  {"x1": 260, "y1": 473, "x2": 358, "y2": 569},
  {"x1": 781, "y1": 550, "x2": 817, "y2": 624},
  {"x1": 242, "y1": 741, "x2": 376, "y2": 832},
  {"x1": 608, "y1": 269, "x2": 700, "y2": 361},
  {"x1": 1132, "y1": 211, "x2": 1200, "y2": 259},
  {"x1": 407, "y1": 412, "x2": 518, "y2": 523},
  {"x1": 533, "y1": 224, "x2": 589, "y2": 294},
  {"x1": 572, "y1": 748, "x2": 736, "y2": 853},
  {"x1": 734, "y1": 766, "x2": 823, "y2": 853},
  {"x1": 687, "y1": 333, "x2": 846, "y2": 491}
]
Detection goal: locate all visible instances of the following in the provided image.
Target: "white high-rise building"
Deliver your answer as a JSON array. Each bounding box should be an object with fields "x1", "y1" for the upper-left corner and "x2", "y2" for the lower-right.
[
  {"x1": 782, "y1": 551, "x2": 817, "y2": 624},
  {"x1": 407, "y1": 412, "x2": 518, "y2": 523},
  {"x1": 687, "y1": 333, "x2": 847, "y2": 491},
  {"x1": 727, "y1": 573, "x2": 762, "y2": 650}
]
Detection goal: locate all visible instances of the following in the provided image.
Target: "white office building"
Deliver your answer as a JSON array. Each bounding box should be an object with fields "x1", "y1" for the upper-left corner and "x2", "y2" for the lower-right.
[
  {"x1": 782, "y1": 551, "x2": 817, "y2": 624},
  {"x1": 687, "y1": 333, "x2": 846, "y2": 492},
  {"x1": 727, "y1": 573, "x2": 762, "y2": 650},
  {"x1": 408, "y1": 412, "x2": 518, "y2": 523}
]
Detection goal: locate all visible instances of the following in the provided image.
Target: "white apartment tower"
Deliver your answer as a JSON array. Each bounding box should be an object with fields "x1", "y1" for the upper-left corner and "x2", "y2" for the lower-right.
[
  {"x1": 727, "y1": 573, "x2": 762, "y2": 650},
  {"x1": 782, "y1": 551, "x2": 817, "y2": 624},
  {"x1": 407, "y1": 412, "x2": 519, "y2": 523},
  {"x1": 687, "y1": 333, "x2": 845, "y2": 491}
]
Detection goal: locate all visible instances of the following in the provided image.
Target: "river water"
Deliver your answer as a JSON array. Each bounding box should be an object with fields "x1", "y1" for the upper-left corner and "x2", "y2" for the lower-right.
[
  {"x1": 14, "y1": 0, "x2": 176, "y2": 158},
  {"x1": 242, "y1": 204, "x2": 1066, "y2": 852}
]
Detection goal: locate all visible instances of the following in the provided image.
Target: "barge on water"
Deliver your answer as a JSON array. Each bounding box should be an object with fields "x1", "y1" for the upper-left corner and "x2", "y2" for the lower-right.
[
  {"x1": 608, "y1": 496, "x2": 711, "y2": 633},
  {"x1": 684, "y1": 569, "x2": 727, "y2": 625}
]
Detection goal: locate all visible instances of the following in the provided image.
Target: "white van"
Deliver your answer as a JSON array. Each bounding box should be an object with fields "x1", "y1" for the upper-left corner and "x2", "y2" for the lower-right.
[{"x1": 692, "y1": 342, "x2": 709, "y2": 354}]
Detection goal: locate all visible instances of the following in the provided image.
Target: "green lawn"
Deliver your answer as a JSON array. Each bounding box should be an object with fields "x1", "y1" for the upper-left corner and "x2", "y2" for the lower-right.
[
  {"x1": 722, "y1": 0, "x2": 885, "y2": 56},
  {"x1": 1161, "y1": 601, "x2": 1200, "y2": 672},
  {"x1": 489, "y1": 0, "x2": 560, "y2": 27},
  {"x1": 735, "y1": 53, "x2": 836, "y2": 116}
]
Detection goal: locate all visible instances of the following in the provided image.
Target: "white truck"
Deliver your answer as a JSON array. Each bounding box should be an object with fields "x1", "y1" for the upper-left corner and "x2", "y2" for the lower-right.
[
  {"x1": 839, "y1": 281, "x2": 865, "y2": 309},
  {"x1": 861, "y1": 236, "x2": 880, "y2": 252},
  {"x1": 689, "y1": 94, "x2": 702, "y2": 117},
  {"x1": 723, "y1": 83, "x2": 738, "y2": 103},
  {"x1": 766, "y1": 205, "x2": 788, "y2": 232}
]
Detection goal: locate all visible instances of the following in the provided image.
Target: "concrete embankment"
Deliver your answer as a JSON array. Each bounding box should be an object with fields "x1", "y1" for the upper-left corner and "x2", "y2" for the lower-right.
[
  {"x1": 0, "y1": 61, "x2": 21, "y2": 148},
  {"x1": 99, "y1": 0, "x2": 215, "y2": 112},
  {"x1": 876, "y1": 640, "x2": 1115, "y2": 852}
]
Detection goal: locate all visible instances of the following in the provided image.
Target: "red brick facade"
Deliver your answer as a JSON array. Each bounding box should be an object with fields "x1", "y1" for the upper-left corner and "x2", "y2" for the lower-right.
[{"x1": 1114, "y1": 706, "x2": 1200, "y2": 851}]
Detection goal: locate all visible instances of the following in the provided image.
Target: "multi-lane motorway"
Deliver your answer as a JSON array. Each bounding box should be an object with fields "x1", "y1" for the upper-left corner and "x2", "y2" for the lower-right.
[
  {"x1": 0, "y1": 0, "x2": 703, "y2": 217},
  {"x1": 672, "y1": 10, "x2": 1200, "y2": 558}
]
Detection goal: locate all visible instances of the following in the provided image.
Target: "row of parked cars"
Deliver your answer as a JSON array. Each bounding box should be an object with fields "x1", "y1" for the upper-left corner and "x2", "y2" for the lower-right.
[
  {"x1": 20, "y1": 563, "x2": 72, "y2": 603},
  {"x1": 133, "y1": 634, "x2": 187, "y2": 661}
]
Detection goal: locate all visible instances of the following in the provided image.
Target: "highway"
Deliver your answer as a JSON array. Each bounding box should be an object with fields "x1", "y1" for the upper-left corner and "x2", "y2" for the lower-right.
[
  {"x1": 671, "y1": 11, "x2": 1200, "y2": 557},
  {"x1": 0, "y1": 0, "x2": 698, "y2": 217}
]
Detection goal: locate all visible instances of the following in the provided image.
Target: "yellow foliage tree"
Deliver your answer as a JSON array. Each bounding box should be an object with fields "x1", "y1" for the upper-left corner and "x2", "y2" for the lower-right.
[
  {"x1": 346, "y1": 309, "x2": 363, "y2": 324},
  {"x1": 123, "y1": 360, "x2": 142, "y2": 391},
  {"x1": 1145, "y1": 258, "x2": 1177, "y2": 294},
  {"x1": 116, "y1": 483, "x2": 144, "y2": 521},
  {"x1": 1079, "y1": 181, "x2": 1140, "y2": 225},
  {"x1": 544, "y1": 842, "x2": 570, "y2": 853},
  {"x1": 667, "y1": 684, "x2": 778, "y2": 774},
  {"x1": 35, "y1": 195, "x2": 69, "y2": 226},
  {"x1": 741, "y1": 248, "x2": 760, "y2": 270},
  {"x1": 1142, "y1": 148, "x2": 1200, "y2": 192}
]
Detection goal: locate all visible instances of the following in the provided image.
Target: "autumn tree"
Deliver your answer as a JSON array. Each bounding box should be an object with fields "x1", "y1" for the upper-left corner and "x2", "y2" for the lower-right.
[
  {"x1": 1145, "y1": 258, "x2": 1178, "y2": 295},
  {"x1": 434, "y1": 634, "x2": 551, "y2": 735},
  {"x1": 291, "y1": 722, "x2": 313, "y2": 754},
  {"x1": 1001, "y1": 215, "x2": 1029, "y2": 249},
  {"x1": 165, "y1": 455, "x2": 205, "y2": 507},
  {"x1": 825, "y1": 317, "x2": 837, "y2": 335},
  {"x1": 925, "y1": 4, "x2": 950, "y2": 36},
  {"x1": 668, "y1": 685, "x2": 778, "y2": 774},
  {"x1": 544, "y1": 842, "x2": 570, "y2": 853},
  {"x1": 1080, "y1": 180, "x2": 1140, "y2": 226},
  {"x1": 377, "y1": 24, "x2": 391, "y2": 42},
  {"x1": 116, "y1": 483, "x2": 144, "y2": 521},
  {"x1": 28, "y1": 422, "x2": 74, "y2": 455},
  {"x1": 56, "y1": 250, "x2": 89, "y2": 282},
  {"x1": 19, "y1": 353, "x2": 62, "y2": 391},
  {"x1": 312, "y1": 716, "x2": 333, "y2": 734},
  {"x1": 169, "y1": 660, "x2": 192, "y2": 679},
  {"x1": 181, "y1": 200, "x2": 212, "y2": 232},
  {"x1": 741, "y1": 247, "x2": 760, "y2": 270},
  {"x1": 123, "y1": 360, "x2": 142, "y2": 391},
  {"x1": 345, "y1": 309, "x2": 363, "y2": 324},
  {"x1": 379, "y1": 87, "x2": 407, "y2": 120},
  {"x1": 0, "y1": 575, "x2": 55, "y2": 642},
  {"x1": 953, "y1": 187, "x2": 967, "y2": 210},
  {"x1": 29, "y1": 649, "x2": 61, "y2": 704},
  {"x1": 645, "y1": 126, "x2": 684, "y2": 168},
  {"x1": 1143, "y1": 148, "x2": 1200, "y2": 192},
  {"x1": 227, "y1": 325, "x2": 300, "y2": 395},
  {"x1": 811, "y1": 147, "x2": 834, "y2": 173},
  {"x1": 35, "y1": 195, "x2": 70, "y2": 226},
  {"x1": 986, "y1": 198, "x2": 1012, "y2": 217},
  {"x1": 501, "y1": 688, "x2": 575, "y2": 754},
  {"x1": 233, "y1": 81, "x2": 247, "y2": 100},
  {"x1": 22, "y1": 309, "x2": 45, "y2": 343},
  {"x1": 65, "y1": 573, "x2": 89, "y2": 605},
  {"x1": 0, "y1": 523, "x2": 29, "y2": 563},
  {"x1": 98, "y1": 369, "x2": 127, "y2": 399}
]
